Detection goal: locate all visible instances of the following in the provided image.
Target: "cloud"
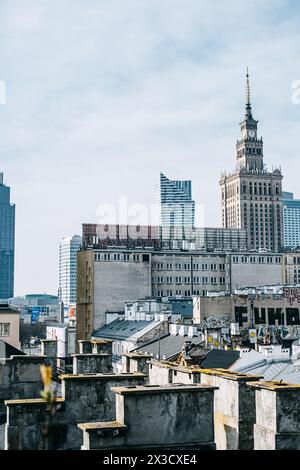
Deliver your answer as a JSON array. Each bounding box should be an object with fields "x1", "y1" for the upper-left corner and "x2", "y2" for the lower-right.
[{"x1": 0, "y1": 0, "x2": 300, "y2": 294}]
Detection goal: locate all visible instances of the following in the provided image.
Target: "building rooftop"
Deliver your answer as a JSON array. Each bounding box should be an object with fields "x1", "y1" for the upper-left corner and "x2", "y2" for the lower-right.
[
  {"x1": 0, "y1": 304, "x2": 18, "y2": 314},
  {"x1": 247, "y1": 381, "x2": 300, "y2": 391},
  {"x1": 134, "y1": 334, "x2": 202, "y2": 360},
  {"x1": 78, "y1": 421, "x2": 126, "y2": 431},
  {"x1": 169, "y1": 299, "x2": 192, "y2": 318},
  {"x1": 199, "y1": 349, "x2": 241, "y2": 369},
  {"x1": 199, "y1": 368, "x2": 262, "y2": 381},
  {"x1": 230, "y1": 346, "x2": 300, "y2": 384},
  {"x1": 58, "y1": 372, "x2": 146, "y2": 381},
  {"x1": 0, "y1": 340, "x2": 25, "y2": 359},
  {"x1": 111, "y1": 383, "x2": 218, "y2": 395},
  {"x1": 92, "y1": 319, "x2": 162, "y2": 342}
]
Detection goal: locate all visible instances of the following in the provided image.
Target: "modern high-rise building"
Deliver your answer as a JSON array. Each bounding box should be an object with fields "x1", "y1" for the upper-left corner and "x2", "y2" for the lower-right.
[
  {"x1": 220, "y1": 71, "x2": 283, "y2": 252},
  {"x1": 58, "y1": 235, "x2": 82, "y2": 306},
  {"x1": 283, "y1": 192, "x2": 300, "y2": 248},
  {"x1": 0, "y1": 173, "x2": 15, "y2": 300},
  {"x1": 156, "y1": 172, "x2": 195, "y2": 236}
]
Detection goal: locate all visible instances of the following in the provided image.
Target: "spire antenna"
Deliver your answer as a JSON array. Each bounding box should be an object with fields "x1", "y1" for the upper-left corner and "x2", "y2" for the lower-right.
[
  {"x1": 245, "y1": 67, "x2": 252, "y2": 118},
  {"x1": 246, "y1": 67, "x2": 251, "y2": 105}
]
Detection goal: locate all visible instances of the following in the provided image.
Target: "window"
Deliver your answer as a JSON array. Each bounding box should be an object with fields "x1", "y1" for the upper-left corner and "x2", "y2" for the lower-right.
[{"x1": 0, "y1": 323, "x2": 10, "y2": 336}]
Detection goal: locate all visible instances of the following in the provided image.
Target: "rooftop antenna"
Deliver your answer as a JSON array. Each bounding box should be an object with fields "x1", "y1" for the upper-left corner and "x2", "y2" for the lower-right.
[{"x1": 245, "y1": 67, "x2": 252, "y2": 118}]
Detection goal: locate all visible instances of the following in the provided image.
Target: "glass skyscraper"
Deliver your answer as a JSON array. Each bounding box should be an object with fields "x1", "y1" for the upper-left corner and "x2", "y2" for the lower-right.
[
  {"x1": 283, "y1": 191, "x2": 300, "y2": 248},
  {"x1": 156, "y1": 172, "x2": 195, "y2": 238},
  {"x1": 0, "y1": 173, "x2": 15, "y2": 300}
]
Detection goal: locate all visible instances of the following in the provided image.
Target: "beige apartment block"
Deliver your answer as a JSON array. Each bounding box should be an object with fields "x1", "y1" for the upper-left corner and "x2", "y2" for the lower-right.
[{"x1": 0, "y1": 304, "x2": 20, "y2": 349}]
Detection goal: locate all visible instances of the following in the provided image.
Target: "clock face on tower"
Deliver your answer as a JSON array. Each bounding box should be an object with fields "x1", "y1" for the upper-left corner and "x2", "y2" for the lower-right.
[{"x1": 248, "y1": 129, "x2": 256, "y2": 138}]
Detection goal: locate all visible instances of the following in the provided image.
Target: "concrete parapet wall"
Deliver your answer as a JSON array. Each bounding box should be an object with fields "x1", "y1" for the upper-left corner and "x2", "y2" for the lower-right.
[
  {"x1": 148, "y1": 360, "x2": 201, "y2": 386},
  {"x1": 148, "y1": 361, "x2": 173, "y2": 385},
  {"x1": 78, "y1": 339, "x2": 113, "y2": 356},
  {"x1": 5, "y1": 373, "x2": 146, "y2": 450},
  {"x1": 200, "y1": 369, "x2": 262, "y2": 450},
  {"x1": 73, "y1": 354, "x2": 112, "y2": 374},
  {"x1": 122, "y1": 353, "x2": 152, "y2": 378},
  {"x1": 78, "y1": 341, "x2": 93, "y2": 355},
  {"x1": 78, "y1": 384, "x2": 217, "y2": 450},
  {"x1": 91, "y1": 340, "x2": 113, "y2": 356},
  {"x1": 0, "y1": 356, "x2": 46, "y2": 403},
  {"x1": 248, "y1": 381, "x2": 300, "y2": 450},
  {"x1": 41, "y1": 340, "x2": 57, "y2": 358}
]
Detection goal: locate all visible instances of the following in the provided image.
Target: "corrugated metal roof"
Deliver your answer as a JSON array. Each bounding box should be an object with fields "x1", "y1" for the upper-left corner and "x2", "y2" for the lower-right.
[
  {"x1": 230, "y1": 349, "x2": 263, "y2": 372},
  {"x1": 232, "y1": 355, "x2": 300, "y2": 384},
  {"x1": 277, "y1": 366, "x2": 300, "y2": 384}
]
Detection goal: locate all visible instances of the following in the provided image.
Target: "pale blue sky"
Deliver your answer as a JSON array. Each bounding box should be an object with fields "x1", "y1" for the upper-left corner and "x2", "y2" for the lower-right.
[{"x1": 1, "y1": 0, "x2": 300, "y2": 295}]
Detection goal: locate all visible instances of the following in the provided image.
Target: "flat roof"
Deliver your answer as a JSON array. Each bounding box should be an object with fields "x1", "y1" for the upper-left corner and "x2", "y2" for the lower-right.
[
  {"x1": 123, "y1": 352, "x2": 153, "y2": 359},
  {"x1": 199, "y1": 368, "x2": 263, "y2": 381},
  {"x1": 111, "y1": 384, "x2": 218, "y2": 395},
  {"x1": 59, "y1": 372, "x2": 146, "y2": 380},
  {"x1": 247, "y1": 381, "x2": 300, "y2": 391},
  {"x1": 78, "y1": 421, "x2": 126, "y2": 431},
  {"x1": 5, "y1": 397, "x2": 64, "y2": 406}
]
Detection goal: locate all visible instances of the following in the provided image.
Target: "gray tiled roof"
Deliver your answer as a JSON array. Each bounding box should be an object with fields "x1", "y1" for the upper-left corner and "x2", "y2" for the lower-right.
[
  {"x1": 200, "y1": 349, "x2": 240, "y2": 369},
  {"x1": 169, "y1": 300, "x2": 193, "y2": 318},
  {"x1": 92, "y1": 320, "x2": 159, "y2": 341},
  {"x1": 134, "y1": 334, "x2": 202, "y2": 360}
]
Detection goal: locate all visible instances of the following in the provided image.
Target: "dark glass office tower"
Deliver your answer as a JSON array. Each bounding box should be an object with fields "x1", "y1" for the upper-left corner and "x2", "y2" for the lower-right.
[{"x1": 0, "y1": 173, "x2": 15, "y2": 299}]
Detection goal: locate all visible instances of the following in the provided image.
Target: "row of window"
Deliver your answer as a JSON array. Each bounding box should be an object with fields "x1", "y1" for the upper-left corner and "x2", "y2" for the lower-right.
[
  {"x1": 153, "y1": 276, "x2": 226, "y2": 285},
  {"x1": 94, "y1": 253, "x2": 149, "y2": 262},
  {"x1": 232, "y1": 256, "x2": 281, "y2": 264},
  {"x1": 93, "y1": 252, "x2": 282, "y2": 266},
  {"x1": 154, "y1": 290, "x2": 205, "y2": 297},
  {"x1": 153, "y1": 263, "x2": 226, "y2": 271}
]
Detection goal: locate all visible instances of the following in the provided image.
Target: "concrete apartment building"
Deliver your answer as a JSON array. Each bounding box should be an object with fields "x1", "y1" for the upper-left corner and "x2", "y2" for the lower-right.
[
  {"x1": 193, "y1": 286, "x2": 300, "y2": 327},
  {"x1": 220, "y1": 71, "x2": 283, "y2": 252},
  {"x1": 76, "y1": 248, "x2": 152, "y2": 341},
  {"x1": 283, "y1": 251, "x2": 300, "y2": 285},
  {"x1": 0, "y1": 302, "x2": 19, "y2": 349},
  {"x1": 77, "y1": 246, "x2": 283, "y2": 341}
]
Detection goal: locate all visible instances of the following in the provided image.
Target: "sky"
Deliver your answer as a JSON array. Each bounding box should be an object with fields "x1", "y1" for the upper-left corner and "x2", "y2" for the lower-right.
[{"x1": 1, "y1": 0, "x2": 300, "y2": 296}]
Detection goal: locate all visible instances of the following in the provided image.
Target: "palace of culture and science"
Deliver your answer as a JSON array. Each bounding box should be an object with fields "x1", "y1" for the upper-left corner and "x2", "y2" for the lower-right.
[{"x1": 220, "y1": 71, "x2": 283, "y2": 253}]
